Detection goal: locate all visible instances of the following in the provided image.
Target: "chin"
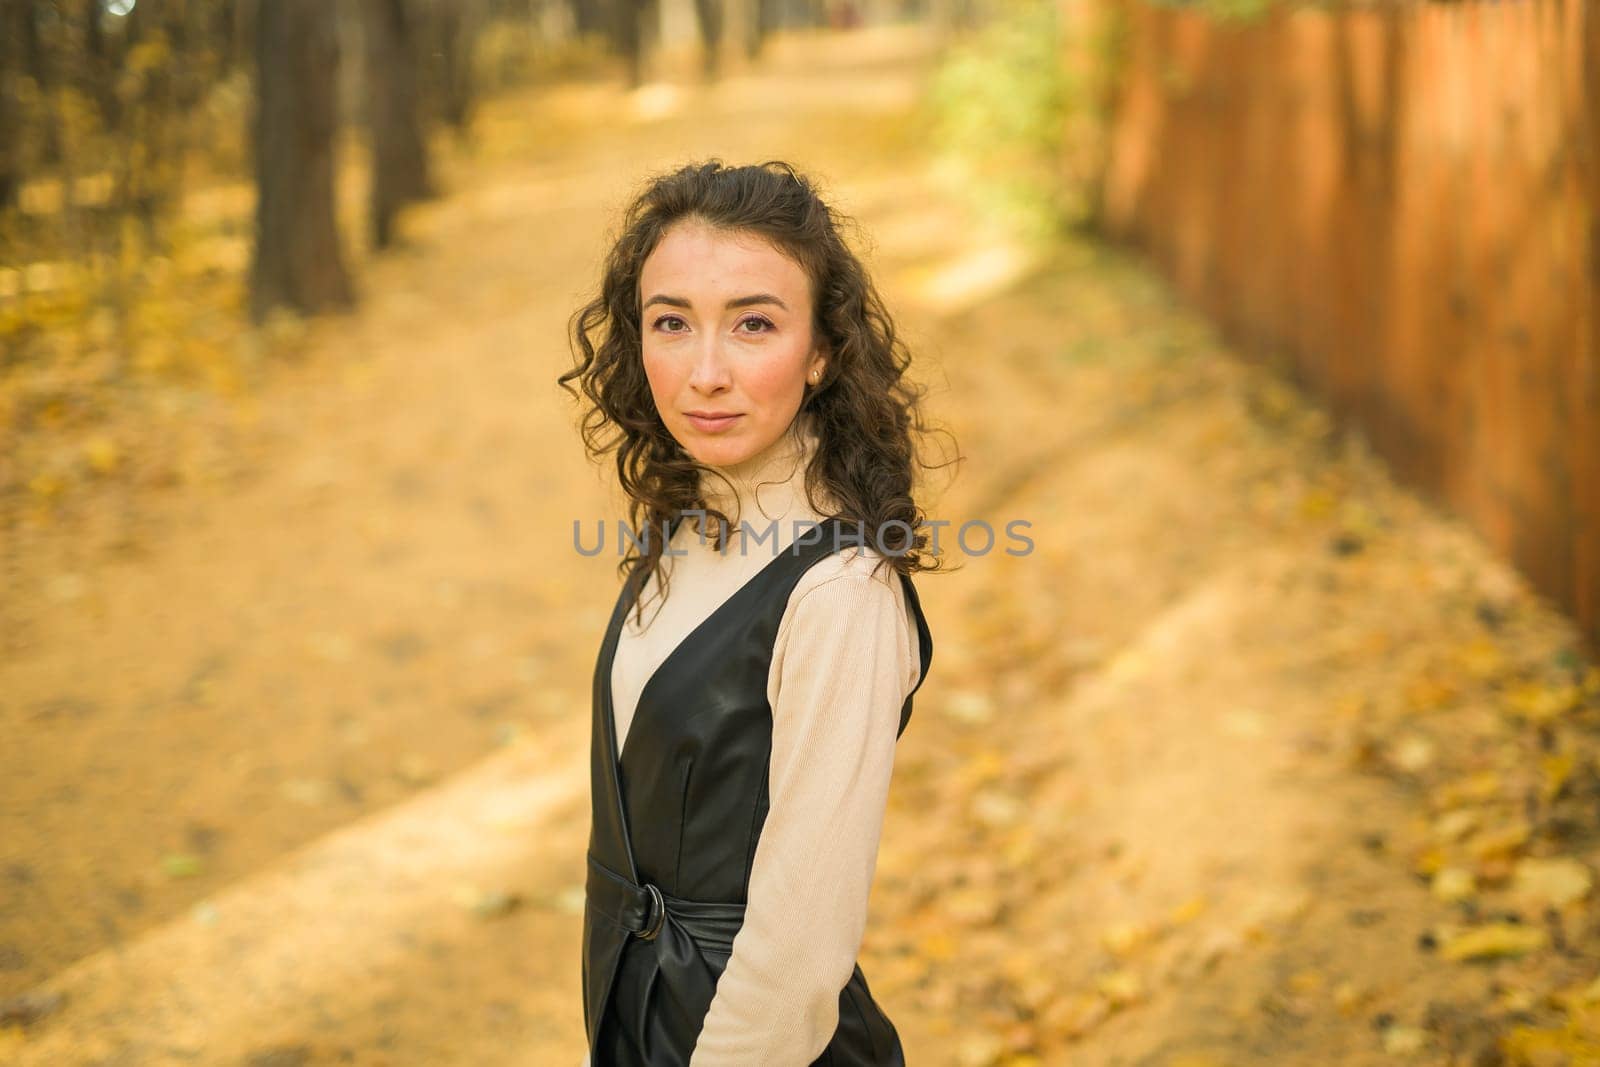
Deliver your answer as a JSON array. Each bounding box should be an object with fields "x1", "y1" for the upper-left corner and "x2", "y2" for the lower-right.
[
  {"x1": 684, "y1": 439, "x2": 754, "y2": 467},
  {"x1": 674, "y1": 426, "x2": 760, "y2": 468}
]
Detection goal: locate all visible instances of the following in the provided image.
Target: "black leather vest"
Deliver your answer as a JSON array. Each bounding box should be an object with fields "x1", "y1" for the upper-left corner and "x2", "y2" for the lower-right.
[{"x1": 582, "y1": 517, "x2": 934, "y2": 1065}]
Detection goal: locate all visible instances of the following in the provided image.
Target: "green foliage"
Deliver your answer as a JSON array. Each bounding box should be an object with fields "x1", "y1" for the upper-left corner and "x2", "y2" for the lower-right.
[
  {"x1": 1145, "y1": 0, "x2": 1275, "y2": 23},
  {"x1": 924, "y1": 0, "x2": 1077, "y2": 243},
  {"x1": 922, "y1": 0, "x2": 1131, "y2": 245}
]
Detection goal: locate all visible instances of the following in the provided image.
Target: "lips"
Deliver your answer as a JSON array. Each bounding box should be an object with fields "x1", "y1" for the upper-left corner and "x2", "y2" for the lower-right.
[{"x1": 684, "y1": 412, "x2": 743, "y2": 434}]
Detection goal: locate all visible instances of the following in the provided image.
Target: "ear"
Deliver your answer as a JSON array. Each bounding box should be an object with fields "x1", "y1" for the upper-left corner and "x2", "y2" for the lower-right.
[{"x1": 807, "y1": 343, "x2": 828, "y2": 384}]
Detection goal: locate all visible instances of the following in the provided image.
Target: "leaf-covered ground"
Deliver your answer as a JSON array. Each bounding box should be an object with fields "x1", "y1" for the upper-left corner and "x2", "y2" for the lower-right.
[{"x1": 2, "y1": 24, "x2": 1597, "y2": 1067}]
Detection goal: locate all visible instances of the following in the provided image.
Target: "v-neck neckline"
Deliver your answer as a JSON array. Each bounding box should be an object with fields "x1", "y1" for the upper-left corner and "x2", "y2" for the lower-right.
[{"x1": 605, "y1": 516, "x2": 843, "y2": 771}]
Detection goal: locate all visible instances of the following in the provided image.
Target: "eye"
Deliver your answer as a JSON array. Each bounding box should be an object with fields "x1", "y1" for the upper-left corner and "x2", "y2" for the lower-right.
[
  {"x1": 651, "y1": 314, "x2": 689, "y2": 333},
  {"x1": 736, "y1": 315, "x2": 775, "y2": 334}
]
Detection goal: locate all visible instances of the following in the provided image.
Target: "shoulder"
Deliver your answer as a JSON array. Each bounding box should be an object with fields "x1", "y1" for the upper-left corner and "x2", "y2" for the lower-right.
[
  {"x1": 792, "y1": 543, "x2": 904, "y2": 603},
  {"x1": 768, "y1": 542, "x2": 923, "y2": 705},
  {"x1": 779, "y1": 543, "x2": 915, "y2": 651}
]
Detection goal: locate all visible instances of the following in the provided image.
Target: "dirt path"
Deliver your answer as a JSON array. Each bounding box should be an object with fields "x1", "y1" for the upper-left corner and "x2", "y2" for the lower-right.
[
  {"x1": 0, "y1": 28, "x2": 932, "y2": 999},
  {"x1": 4, "y1": 23, "x2": 1597, "y2": 1067}
]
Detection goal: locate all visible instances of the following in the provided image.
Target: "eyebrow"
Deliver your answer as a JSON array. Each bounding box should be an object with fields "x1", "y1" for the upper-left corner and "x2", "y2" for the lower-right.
[{"x1": 642, "y1": 293, "x2": 790, "y2": 312}]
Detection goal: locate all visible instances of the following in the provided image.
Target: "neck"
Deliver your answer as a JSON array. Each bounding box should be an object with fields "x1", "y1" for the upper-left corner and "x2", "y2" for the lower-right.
[{"x1": 695, "y1": 414, "x2": 826, "y2": 539}]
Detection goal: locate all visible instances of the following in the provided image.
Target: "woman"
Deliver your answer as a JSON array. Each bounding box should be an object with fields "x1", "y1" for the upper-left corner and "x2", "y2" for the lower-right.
[{"x1": 558, "y1": 159, "x2": 947, "y2": 1066}]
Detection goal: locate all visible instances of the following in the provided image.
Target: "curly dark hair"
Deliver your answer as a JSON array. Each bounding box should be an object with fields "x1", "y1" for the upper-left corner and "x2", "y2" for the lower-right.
[{"x1": 557, "y1": 158, "x2": 955, "y2": 625}]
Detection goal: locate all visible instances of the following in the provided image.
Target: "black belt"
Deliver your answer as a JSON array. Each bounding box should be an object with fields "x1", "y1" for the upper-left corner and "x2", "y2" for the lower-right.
[{"x1": 586, "y1": 853, "x2": 746, "y2": 954}]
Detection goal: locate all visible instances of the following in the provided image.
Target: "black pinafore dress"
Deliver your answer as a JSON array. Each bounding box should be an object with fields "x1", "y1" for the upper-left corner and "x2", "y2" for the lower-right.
[{"x1": 582, "y1": 517, "x2": 934, "y2": 1066}]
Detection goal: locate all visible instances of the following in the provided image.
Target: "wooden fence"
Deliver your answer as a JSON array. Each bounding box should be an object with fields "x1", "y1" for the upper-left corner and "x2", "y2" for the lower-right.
[{"x1": 1098, "y1": 0, "x2": 1599, "y2": 649}]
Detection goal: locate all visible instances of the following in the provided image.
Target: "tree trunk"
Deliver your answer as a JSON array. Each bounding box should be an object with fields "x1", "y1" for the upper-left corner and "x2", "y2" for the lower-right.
[
  {"x1": 363, "y1": 0, "x2": 434, "y2": 249},
  {"x1": 83, "y1": 0, "x2": 124, "y2": 130},
  {"x1": 425, "y1": 0, "x2": 478, "y2": 132},
  {"x1": 0, "y1": 0, "x2": 20, "y2": 211},
  {"x1": 249, "y1": 0, "x2": 355, "y2": 322},
  {"x1": 20, "y1": 0, "x2": 65, "y2": 168},
  {"x1": 692, "y1": 0, "x2": 722, "y2": 78},
  {"x1": 1584, "y1": 0, "x2": 1600, "y2": 651},
  {"x1": 744, "y1": 0, "x2": 774, "y2": 60},
  {"x1": 571, "y1": 0, "x2": 606, "y2": 38},
  {"x1": 613, "y1": 0, "x2": 647, "y2": 87},
  {"x1": 1586, "y1": 0, "x2": 1600, "y2": 474}
]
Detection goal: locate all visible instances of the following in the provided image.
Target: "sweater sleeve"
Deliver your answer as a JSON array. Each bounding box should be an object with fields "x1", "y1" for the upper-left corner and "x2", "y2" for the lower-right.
[{"x1": 687, "y1": 553, "x2": 918, "y2": 1065}]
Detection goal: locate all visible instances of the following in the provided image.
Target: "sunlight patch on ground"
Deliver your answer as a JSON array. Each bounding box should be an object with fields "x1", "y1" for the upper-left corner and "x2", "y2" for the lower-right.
[
  {"x1": 900, "y1": 240, "x2": 1038, "y2": 315},
  {"x1": 711, "y1": 67, "x2": 923, "y2": 119},
  {"x1": 626, "y1": 82, "x2": 692, "y2": 123},
  {"x1": 6, "y1": 744, "x2": 586, "y2": 1064}
]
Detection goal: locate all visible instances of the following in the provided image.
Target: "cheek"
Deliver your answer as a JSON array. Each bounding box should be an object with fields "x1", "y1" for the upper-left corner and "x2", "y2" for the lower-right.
[
  {"x1": 640, "y1": 349, "x2": 680, "y2": 400},
  {"x1": 741, "y1": 360, "x2": 808, "y2": 408}
]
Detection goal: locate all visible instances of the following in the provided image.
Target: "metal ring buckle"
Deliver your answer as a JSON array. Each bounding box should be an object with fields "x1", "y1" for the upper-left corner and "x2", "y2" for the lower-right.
[{"x1": 638, "y1": 883, "x2": 666, "y2": 941}]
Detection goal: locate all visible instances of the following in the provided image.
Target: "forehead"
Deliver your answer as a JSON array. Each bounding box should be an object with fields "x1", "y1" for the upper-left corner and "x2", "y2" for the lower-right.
[{"x1": 640, "y1": 221, "x2": 810, "y2": 300}]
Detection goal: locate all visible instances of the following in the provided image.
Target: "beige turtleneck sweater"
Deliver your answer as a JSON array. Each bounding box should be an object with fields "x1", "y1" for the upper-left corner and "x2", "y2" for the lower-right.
[{"x1": 582, "y1": 416, "x2": 923, "y2": 1065}]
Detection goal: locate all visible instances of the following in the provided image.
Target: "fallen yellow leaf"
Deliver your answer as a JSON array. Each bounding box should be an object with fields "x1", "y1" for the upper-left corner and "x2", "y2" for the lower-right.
[
  {"x1": 1095, "y1": 968, "x2": 1144, "y2": 1007},
  {"x1": 1438, "y1": 922, "x2": 1549, "y2": 962},
  {"x1": 1505, "y1": 681, "x2": 1581, "y2": 723},
  {"x1": 1431, "y1": 866, "x2": 1476, "y2": 903},
  {"x1": 1512, "y1": 857, "x2": 1592, "y2": 908}
]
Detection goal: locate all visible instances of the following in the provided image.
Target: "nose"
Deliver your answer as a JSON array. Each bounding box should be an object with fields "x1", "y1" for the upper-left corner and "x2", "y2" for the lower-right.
[{"x1": 685, "y1": 333, "x2": 732, "y2": 395}]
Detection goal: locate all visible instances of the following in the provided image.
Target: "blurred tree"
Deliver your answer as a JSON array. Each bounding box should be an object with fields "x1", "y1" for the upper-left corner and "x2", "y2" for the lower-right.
[
  {"x1": 1587, "y1": 0, "x2": 1600, "y2": 431},
  {"x1": 20, "y1": 0, "x2": 64, "y2": 169},
  {"x1": 0, "y1": 1, "x2": 19, "y2": 212},
  {"x1": 416, "y1": 0, "x2": 481, "y2": 134},
  {"x1": 112, "y1": 0, "x2": 186, "y2": 246},
  {"x1": 82, "y1": 0, "x2": 120, "y2": 129},
  {"x1": 743, "y1": 0, "x2": 776, "y2": 59},
  {"x1": 363, "y1": 0, "x2": 435, "y2": 249},
  {"x1": 212, "y1": 0, "x2": 242, "y2": 75},
  {"x1": 692, "y1": 0, "x2": 724, "y2": 77},
  {"x1": 569, "y1": 0, "x2": 607, "y2": 38},
  {"x1": 250, "y1": 0, "x2": 354, "y2": 321},
  {"x1": 614, "y1": 0, "x2": 647, "y2": 86}
]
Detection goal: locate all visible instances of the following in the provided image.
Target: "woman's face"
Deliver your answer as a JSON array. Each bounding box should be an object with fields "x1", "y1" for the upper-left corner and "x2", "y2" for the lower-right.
[{"x1": 638, "y1": 220, "x2": 826, "y2": 470}]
